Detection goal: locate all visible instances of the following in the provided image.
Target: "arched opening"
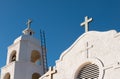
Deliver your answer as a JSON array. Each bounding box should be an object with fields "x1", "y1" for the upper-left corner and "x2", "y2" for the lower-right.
[
  {"x1": 76, "y1": 64, "x2": 99, "y2": 79},
  {"x1": 31, "y1": 50, "x2": 41, "y2": 65},
  {"x1": 4, "y1": 73, "x2": 10, "y2": 79},
  {"x1": 32, "y1": 73, "x2": 41, "y2": 79},
  {"x1": 9, "y1": 50, "x2": 16, "y2": 63}
]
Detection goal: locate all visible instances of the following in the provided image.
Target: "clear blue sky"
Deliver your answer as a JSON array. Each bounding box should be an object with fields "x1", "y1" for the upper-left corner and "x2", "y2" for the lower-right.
[{"x1": 0, "y1": 0, "x2": 120, "y2": 68}]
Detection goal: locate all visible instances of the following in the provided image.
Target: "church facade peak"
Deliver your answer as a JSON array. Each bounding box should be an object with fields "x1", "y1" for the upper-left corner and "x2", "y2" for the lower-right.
[{"x1": 22, "y1": 19, "x2": 34, "y2": 36}]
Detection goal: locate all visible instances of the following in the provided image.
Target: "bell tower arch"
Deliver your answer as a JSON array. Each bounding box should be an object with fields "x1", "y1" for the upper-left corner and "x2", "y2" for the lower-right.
[{"x1": 1, "y1": 20, "x2": 46, "y2": 79}]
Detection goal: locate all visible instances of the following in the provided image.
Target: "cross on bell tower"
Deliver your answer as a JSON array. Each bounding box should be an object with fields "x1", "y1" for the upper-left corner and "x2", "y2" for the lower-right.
[
  {"x1": 26, "y1": 19, "x2": 32, "y2": 29},
  {"x1": 0, "y1": 19, "x2": 45, "y2": 79},
  {"x1": 80, "y1": 16, "x2": 93, "y2": 33},
  {"x1": 23, "y1": 19, "x2": 34, "y2": 36}
]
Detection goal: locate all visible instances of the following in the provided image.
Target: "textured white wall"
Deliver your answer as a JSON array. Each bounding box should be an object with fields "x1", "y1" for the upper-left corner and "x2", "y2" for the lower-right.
[
  {"x1": 1, "y1": 35, "x2": 44, "y2": 79},
  {"x1": 40, "y1": 30, "x2": 120, "y2": 79}
]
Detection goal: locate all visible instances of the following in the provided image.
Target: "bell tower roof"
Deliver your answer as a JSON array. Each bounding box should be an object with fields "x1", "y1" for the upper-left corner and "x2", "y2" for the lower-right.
[
  {"x1": 13, "y1": 19, "x2": 39, "y2": 44},
  {"x1": 22, "y1": 19, "x2": 34, "y2": 36}
]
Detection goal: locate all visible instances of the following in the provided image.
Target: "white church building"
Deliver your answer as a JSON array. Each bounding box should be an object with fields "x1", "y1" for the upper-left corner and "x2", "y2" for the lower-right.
[{"x1": 1, "y1": 17, "x2": 120, "y2": 79}]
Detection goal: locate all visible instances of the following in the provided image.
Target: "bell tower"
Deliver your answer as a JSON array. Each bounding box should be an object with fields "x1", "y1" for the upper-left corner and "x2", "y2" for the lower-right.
[{"x1": 1, "y1": 19, "x2": 46, "y2": 79}]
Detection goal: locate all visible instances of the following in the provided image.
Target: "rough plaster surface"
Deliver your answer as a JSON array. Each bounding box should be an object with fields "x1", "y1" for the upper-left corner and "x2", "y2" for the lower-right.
[{"x1": 40, "y1": 30, "x2": 120, "y2": 79}]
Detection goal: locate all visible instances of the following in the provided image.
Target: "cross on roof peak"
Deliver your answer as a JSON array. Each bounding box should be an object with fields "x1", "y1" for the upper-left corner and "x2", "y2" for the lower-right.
[{"x1": 80, "y1": 16, "x2": 93, "y2": 33}]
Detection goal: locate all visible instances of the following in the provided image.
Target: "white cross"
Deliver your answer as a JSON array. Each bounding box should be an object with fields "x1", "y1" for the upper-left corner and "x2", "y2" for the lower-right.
[
  {"x1": 85, "y1": 42, "x2": 93, "y2": 58},
  {"x1": 44, "y1": 67, "x2": 57, "y2": 79},
  {"x1": 81, "y1": 42, "x2": 93, "y2": 58},
  {"x1": 80, "y1": 16, "x2": 93, "y2": 33},
  {"x1": 26, "y1": 19, "x2": 32, "y2": 29},
  {"x1": 86, "y1": 42, "x2": 89, "y2": 58}
]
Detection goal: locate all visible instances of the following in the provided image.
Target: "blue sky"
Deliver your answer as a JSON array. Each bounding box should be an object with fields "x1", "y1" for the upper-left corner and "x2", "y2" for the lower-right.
[{"x1": 0, "y1": 0, "x2": 120, "y2": 68}]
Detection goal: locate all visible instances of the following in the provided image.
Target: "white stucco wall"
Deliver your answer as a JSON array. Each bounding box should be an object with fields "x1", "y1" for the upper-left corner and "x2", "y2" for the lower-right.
[
  {"x1": 1, "y1": 35, "x2": 44, "y2": 79},
  {"x1": 40, "y1": 30, "x2": 120, "y2": 79}
]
